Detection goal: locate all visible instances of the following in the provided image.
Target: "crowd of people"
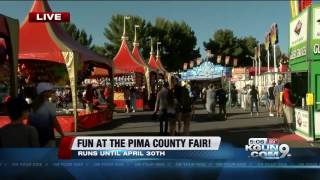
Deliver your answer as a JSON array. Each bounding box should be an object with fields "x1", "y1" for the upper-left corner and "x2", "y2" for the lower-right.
[
  {"x1": 0, "y1": 82, "x2": 64, "y2": 147},
  {"x1": 153, "y1": 81, "x2": 194, "y2": 136}
]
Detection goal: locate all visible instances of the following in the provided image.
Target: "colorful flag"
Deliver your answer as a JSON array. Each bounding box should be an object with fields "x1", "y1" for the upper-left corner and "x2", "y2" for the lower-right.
[
  {"x1": 225, "y1": 56, "x2": 230, "y2": 65},
  {"x1": 196, "y1": 58, "x2": 201, "y2": 65},
  {"x1": 270, "y1": 23, "x2": 278, "y2": 45},
  {"x1": 183, "y1": 63, "x2": 188, "y2": 70},
  {"x1": 190, "y1": 61, "x2": 194, "y2": 68},
  {"x1": 264, "y1": 31, "x2": 270, "y2": 50},
  {"x1": 299, "y1": 0, "x2": 312, "y2": 12},
  {"x1": 290, "y1": 0, "x2": 299, "y2": 18},
  {"x1": 217, "y1": 55, "x2": 222, "y2": 64}
]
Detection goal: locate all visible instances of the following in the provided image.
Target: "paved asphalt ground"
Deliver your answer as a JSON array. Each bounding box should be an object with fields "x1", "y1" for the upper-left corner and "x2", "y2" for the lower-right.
[{"x1": 66, "y1": 102, "x2": 320, "y2": 149}]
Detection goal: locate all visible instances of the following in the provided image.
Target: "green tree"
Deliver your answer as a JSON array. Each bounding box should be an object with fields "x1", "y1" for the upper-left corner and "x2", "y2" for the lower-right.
[
  {"x1": 61, "y1": 22, "x2": 93, "y2": 48},
  {"x1": 103, "y1": 15, "x2": 200, "y2": 71},
  {"x1": 204, "y1": 29, "x2": 259, "y2": 67},
  {"x1": 104, "y1": 15, "x2": 148, "y2": 59}
]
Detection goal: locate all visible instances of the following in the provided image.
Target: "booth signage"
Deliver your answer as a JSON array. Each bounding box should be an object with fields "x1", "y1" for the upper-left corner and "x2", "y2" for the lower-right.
[
  {"x1": 289, "y1": 9, "x2": 309, "y2": 61},
  {"x1": 306, "y1": 93, "x2": 314, "y2": 106},
  {"x1": 295, "y1": 109, "x2": 309, "y2": 135},
  {"x1": 314, "y1": 112, "x2": 320, "y2": 136},
  {"x1": 311, "y1": 6, "x2": 320, "y2": 60}
]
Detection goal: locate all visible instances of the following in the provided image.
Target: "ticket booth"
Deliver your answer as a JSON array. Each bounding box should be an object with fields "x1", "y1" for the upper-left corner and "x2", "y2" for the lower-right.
[{"x1": 289, "y1": 5, "x2": 320, "y2": 141}]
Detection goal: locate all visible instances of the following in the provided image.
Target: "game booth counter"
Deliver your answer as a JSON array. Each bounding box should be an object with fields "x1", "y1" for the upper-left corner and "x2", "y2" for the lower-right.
[
  {"x1": 9, "y1": 0, "x2": 113, "y2": 133},
  {"x1": 0, "y1": 14, "x2": 19, "y2": 124},
  {"x1": 288, "y1": 4, "x2": 320, "y2": 141}
]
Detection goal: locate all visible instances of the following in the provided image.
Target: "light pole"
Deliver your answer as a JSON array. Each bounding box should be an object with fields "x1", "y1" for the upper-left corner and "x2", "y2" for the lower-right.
[
  {"x1": 133, "y1": 24, "x2": 140, "y2": 46},
  {"x1": 122, "y1": 16, "x2": 130, "y2": 39}
]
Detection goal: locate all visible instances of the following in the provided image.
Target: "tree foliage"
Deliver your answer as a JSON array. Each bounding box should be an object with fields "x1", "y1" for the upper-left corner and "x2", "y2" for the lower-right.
[
  {"x1": 204, "y1": 29, "x2": 258, "y2": 67},
  {"x1": 61, "y1": 22, "x2": 93, "y2": 48},
  {"x1": 103, "y1": 15, "x2": 200, "y2": 71},
  {"x1": 204, "y1": 29, "x2": 284, "y2": 67}
]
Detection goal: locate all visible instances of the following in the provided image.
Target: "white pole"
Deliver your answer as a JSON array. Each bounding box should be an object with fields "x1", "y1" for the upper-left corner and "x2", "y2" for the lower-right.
[
  {"x1": 255, "y1": 58, "x2": 257, "y2": 86},
  {"x1": 252, "y1": 59, "x2": 255, "y2": 85},
  {"x1": 267, "y1": 50, "x2": 270, "y2": 72},
  {"x1": 273, "y1": 44, "x2": 277, "y2": 72}
]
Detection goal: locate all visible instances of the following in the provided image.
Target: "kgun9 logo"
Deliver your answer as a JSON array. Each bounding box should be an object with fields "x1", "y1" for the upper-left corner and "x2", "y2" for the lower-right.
[{"x1": 245, "y1": 138, "x2": 291, "y2": 159}]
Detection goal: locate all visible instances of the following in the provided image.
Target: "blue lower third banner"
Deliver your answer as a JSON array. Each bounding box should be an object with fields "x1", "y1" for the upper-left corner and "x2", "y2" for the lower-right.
[{"x1": 73, "y1": 150, "x2": 224, "y2": 159}]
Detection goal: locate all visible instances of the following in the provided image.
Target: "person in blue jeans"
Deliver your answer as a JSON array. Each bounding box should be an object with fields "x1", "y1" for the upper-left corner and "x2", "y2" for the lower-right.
[{"x1": 250, "y1": 85, "x2": 259, "y2": 116}]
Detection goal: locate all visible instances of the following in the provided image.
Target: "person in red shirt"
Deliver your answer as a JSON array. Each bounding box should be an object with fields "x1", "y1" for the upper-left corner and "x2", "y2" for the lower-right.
[{"x1": 282, "y1": 82, "x2": 295, "y2": 133}]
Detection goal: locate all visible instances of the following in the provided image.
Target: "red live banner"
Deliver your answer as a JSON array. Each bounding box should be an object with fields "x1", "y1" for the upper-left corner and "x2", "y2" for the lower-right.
[{"x1": 29, "y1": 12, "x2": 70, "y2": 22}]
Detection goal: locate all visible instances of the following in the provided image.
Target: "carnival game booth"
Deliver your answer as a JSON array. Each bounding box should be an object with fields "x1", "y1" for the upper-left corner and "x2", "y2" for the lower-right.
[
  {"x1": 17, "y1": 0, "x2": 113, "y2": 132},
  {"x1": 286, "y1": 5, "x2": 320, "y2": 141},
  {"x1": 0, "y1": 14, "x2": 19, "y2": 126},
  {"x1": 180, "y1": 60, "x2": 231, "y2": 83},
  {"x1": 112, "y1": 29, "x2": 147, "y2": 111}
]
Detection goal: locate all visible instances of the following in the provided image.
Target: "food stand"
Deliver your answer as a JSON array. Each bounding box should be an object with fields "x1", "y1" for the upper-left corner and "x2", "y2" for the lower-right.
[
  {"x1": 0, "y1": 14, "x2": 19, "y2": 126},
  {"x1": 288, "y1": 5, "x2": 320, "y2": 140},
  {"x1": 16, "y1": 0, "x2": 113, "y2": 132}
]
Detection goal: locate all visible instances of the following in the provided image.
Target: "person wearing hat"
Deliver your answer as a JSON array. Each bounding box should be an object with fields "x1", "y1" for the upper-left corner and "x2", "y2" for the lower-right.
[
  {"x1": 268, "y1": 82, "x2": 276, "y2": 117},
  {"x1": 0, "y1": 97, "x2": 39, "y2": 147},
  {"x1": 29, "y1": 82, "x2": 64, "y2": 147}
]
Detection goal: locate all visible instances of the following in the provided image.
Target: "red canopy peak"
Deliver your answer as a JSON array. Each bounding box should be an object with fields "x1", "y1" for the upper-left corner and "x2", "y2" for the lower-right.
[
  {"x1": 19, "y1": 0, "x2": 112, "y2": 68},
  {"x1": 113, "y1": 39, "x2": 145, "y2": 74}
]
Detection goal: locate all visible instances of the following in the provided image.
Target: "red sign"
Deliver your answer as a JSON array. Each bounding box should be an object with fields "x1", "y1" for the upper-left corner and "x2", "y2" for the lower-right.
[{"x1": 29, "y1": 12, "x2": 70, "y2": 22}]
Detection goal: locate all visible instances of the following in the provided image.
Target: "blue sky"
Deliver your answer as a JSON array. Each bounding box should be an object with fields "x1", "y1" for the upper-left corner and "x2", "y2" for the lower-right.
[{"x1": 0, "y1": 1, "x2": 292, "y2": 57}]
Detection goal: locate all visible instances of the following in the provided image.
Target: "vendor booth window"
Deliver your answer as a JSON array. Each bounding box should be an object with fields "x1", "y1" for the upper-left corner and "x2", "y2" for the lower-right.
[{"x1": 291, "y1": 72, "x2": 308, "y2": 107}]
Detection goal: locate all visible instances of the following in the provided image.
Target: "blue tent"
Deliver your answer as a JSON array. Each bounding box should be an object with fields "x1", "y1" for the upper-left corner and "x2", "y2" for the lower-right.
[{"x1": 180, "y1": 60, "x2": 231, "y2": 81}]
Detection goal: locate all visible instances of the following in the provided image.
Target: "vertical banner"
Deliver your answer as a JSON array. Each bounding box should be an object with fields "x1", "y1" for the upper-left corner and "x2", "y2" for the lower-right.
[
  {"x1": 265, "y1": 32, "x2": 270, "y2": 50},
  {"x1": 270, "y1": 23, "x2": 279, "y2": 45},
  {"x1": 196, "y1": 58, "x2": 201, "y2": 65},
  {"x1": 206, "y1": 49, "x2": 212, "y2": 57},
  {"x1": 255, "y1": 47, "x2": 259, "y2": 59},
  {"x1": 233, "y1": 58, "x2": 238, "y2": 67},
  {"x1": 290, "y1": 0, "x2": 299, "y2": 18},
  {"x1": 190, "y1": 60, "x2": 194, "y2": 68},
  {"x1": 225, "y1": 56, "x2": 230, "y2": 65},
  {"x1": 217, "y1": 55, "x2": 222, "y2": 64}
]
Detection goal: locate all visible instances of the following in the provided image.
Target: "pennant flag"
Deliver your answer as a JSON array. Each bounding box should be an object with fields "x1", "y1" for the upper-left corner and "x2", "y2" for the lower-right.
[
  {"x1": 190, "y1": 60, "x2": 194, "y2": 68},
  {"x1": 225, "y1": 56, "x2": 230, "y2": 65},
  {"x1": 183, "y1": 63, "x2": 188, "y2": 70},
  {"x1": 264, "y1": 31, "x2": 270, "y2": 50},
  {"x1": 299, "y1": 0, "x2": 312, "y2": 12},
  {"x1": 196, "y1": 58, "x2": 202, "y2": 65},
  {"x1": 217, "y1": 55, "x2": 222, "y2": 64}
]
